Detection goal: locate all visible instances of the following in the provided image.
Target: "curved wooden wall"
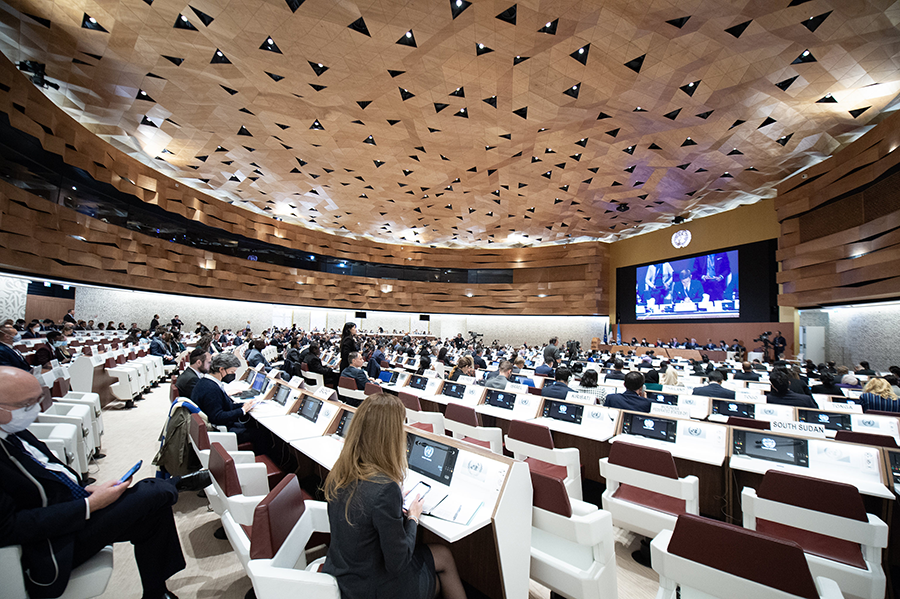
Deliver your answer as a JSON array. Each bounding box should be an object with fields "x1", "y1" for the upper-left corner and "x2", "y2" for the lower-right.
[
  {"x1": 0, "y1": 60, "x2": 608, "y2": 315},
  {"x1": 775, "y1": 109, "x2": 900, "y2": 307}
]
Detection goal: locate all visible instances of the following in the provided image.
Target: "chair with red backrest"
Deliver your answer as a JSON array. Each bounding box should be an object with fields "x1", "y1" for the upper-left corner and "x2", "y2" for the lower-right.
[
  {"x1": 443, "y1": 403, "x2": 502, "y2": 454},
  {"x1": 727, "y1": 416, "x2": 770, "y2": 430},
  {"x1": 206, "y1": 442, "x2": 270, "y2": 525},
  {"x1": 834, "y1": 430, "x2": 899, "y2": 449},
  {"x1": 505, "y1": 419, "x2": 582, "y2": 500},
  {"x1": 742, "y1": 470, "x2": 888, "y2": 599},
  {"x1": 49, "y1": 372, "x2": 104, "y2": 456},
  {"x1": 599, "y1": 441, "x2": 699, "y2": 540},
  {"x1": 651, "y1": 514, "x2": 844, "y2": 599},
  {"x1": 398, "y1": 391, "x2": 444, "y2": 435},
  {"x1": 188, "y1": 414, "x2": 283, "y2": 490},
  {"x1": 529, "y1": 471, "x2": 617, "y2": 599},
  {"x1": 364, "y1": 382, "x2": 382, "y2": 396},
  {"x1": 337, "y1": 376, "x2": 366, "y2": 407},
  {"x1": 230, "y1": 475, "x2": 340, "y2": 599}
]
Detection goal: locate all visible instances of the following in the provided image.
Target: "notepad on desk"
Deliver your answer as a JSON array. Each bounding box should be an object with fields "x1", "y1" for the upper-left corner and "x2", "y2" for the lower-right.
[{"x1": 428, "y1": 494, "x2": 482, "y2": 526}]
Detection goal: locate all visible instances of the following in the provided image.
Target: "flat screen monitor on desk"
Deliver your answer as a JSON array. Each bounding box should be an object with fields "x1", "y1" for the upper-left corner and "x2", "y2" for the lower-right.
[
  {"x1": 408, "y1": 375, "x2": 428, "y2": 391},
  {"x1": 405, "y1": 356, "x2": 417, "y2": 366},
  {"x1": 732, "y1": 429, "x2": 809, "y2": 467},
  {"x1": 297, "y1": 396, "x2": 323, "y2": 423},
  {"x1": 712, "y1": 399, "x2": 755, "y2": 419},
  {"x1": 406, "y1": 434, "x2": 459, "y2": 485},
  {"x1": 251, "y1": 371, "x2": 267, "y2": 392},
  {"x1": 648, "y1": 392, "x2": 678, "y2": 405},
  {"x1": 621, "y1": 413, "x2": 677, "y2": 443},
  {"x1": 273, "y1": 384, "x2": 292, "y2": 406},
  {"x1": 379, "y1": 371, "x2": 399, "y2": 385},
  {"x1": 441, "y1": 382, "x2": 465, "y2": 400},
  {"x1": 335, "y1": 411, "x2": 354, "y2": 437},
  {"x1": 797, "y1": 410, "x2": 852, "y2": 431},
  {"x1": 485, "y1": 389, "x2": 516, "y2": 410},
  {"x1": 541, "y1": 400, "x2": 583, "y2": 425}
]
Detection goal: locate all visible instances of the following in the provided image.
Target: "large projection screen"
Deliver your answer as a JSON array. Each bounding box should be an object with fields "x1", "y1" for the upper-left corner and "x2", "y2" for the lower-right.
[{"x1": 635, "y1": 250, "x2": 739, "y2": 321}]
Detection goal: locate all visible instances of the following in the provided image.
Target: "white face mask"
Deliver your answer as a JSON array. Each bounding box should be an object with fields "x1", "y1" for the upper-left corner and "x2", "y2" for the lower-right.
[{"x1": 0, "y1": 402, "x2": 41, "y2": 434}]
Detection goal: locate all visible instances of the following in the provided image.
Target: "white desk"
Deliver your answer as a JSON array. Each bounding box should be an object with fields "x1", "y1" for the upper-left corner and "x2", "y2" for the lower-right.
[
  {"x1": 611, "y1": 414, "x2": 729, "y2": 466},
  {"x1": 253, "y1": 398, "x2": 342, "y2": 442},
  {"x1": 530, "y1": 402, "x2": 621, "y2": 442},
  {"x1": 476, "y1": 392, "x2": 541, "y2": 422}
]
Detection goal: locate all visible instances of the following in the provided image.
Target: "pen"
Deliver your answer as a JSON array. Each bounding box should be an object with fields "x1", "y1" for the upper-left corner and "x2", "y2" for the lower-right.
[{"x1": 453, "y1": 505, "x2": 461, "y2": 521}]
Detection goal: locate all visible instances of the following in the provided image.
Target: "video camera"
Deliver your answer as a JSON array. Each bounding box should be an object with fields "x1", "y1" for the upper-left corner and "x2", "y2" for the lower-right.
[{"x1": 753, "y1": 332, "x2": 772, "y2": 343}]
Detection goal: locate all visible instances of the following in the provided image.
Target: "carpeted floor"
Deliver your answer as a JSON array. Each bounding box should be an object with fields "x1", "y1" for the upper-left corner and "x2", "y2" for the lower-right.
[{"x1": 92, "y1": 383, "x2": 658, "y2": 599}]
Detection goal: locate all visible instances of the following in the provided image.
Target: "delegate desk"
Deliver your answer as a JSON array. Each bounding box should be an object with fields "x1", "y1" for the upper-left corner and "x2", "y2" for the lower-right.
[
  {"x1": 289, "y1": 422, "x2": 531, "y2": 599},
  {"x1": 610, "y1": 412, "x2": 729, "y2": 518}
]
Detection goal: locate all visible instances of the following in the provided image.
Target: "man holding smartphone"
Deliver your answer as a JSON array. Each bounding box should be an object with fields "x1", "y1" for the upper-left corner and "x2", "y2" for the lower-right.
[{"x1": 0, "y1": 367, "x2": 192, "y2": 599}]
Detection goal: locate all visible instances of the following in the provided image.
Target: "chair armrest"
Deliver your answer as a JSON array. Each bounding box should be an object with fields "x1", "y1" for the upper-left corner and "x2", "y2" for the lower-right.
[
  {"x1": 207, "y1": 431, "x2": 239, "y2": 452},
  {"x1": 224, "y1": 493, "x2": 267, "y2": 526},
  {"x1": 533, "y1": 504, "x2": 612, "y2": 546},
  {"x1": 247, "y1": 561, "x2": 340, "y2": 599},
  {"x1": 236, "y1": 463, "x2": 270, "y2": 496},
  {"x1": 232, "y1": 451, "x2": 257, "y2": 464},
  {"x1": 305, "y1": 500, "x2": 331, "y2": 533},
  {"x1": 815, "y1": 577, "x2": 845, "y2": 599},
  {"x1": 570, "y1": 497, "x2": 600, "y2": 517}
]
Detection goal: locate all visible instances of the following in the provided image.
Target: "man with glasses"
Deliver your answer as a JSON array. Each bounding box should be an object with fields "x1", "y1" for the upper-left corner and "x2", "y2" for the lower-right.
[
  {"x1": 0, "y1": 367, "x2": 191, "y2": 599},
  {"x1": 0, "y1": 323, "x2": 30, "y2": 371}
]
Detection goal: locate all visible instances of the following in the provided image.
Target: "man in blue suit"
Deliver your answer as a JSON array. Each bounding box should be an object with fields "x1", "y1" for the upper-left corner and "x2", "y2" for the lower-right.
[
  {"x1": 541, "y1": 367, "x2": 574, "y2": 399},
  {"x1": 671, "y1": 269, "x2": 704, "y2": 304},
  {"x1": 605, "y1": 371, "x2": 652, "y2": 413},
  {"x1": 0, "y1": 323, "x2": 30, "y2": 371},
  {"x1": 690, "y1": 369, "x2": 736, "y2": 399}
]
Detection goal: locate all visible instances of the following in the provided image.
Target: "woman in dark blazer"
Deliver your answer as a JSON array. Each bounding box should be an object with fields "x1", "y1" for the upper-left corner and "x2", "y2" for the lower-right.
[
  {"x1": 339, "y1": 322, "x2": 359, "y2": 373},
  {"x1": 323, "y1": 393, "x2": 465, "y2": 599}
]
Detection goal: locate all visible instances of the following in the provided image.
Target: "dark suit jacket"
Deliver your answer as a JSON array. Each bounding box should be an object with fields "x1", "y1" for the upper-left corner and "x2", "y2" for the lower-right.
[
  {"x1": 766, "y1": 390, "x2": 817, "y2": 409},
  {"x1": 0, "y1": 431, "x2": 90, "y2": 597},
  {"x1": 340, "y1": 366, "x2": 368, "y2": 390},
  {"x1": 534, "y1": 364, "x2": 554, "y2": 377},
  {"x1": 604, "y1": 371, "x2": 626, "y2": 381},
  {"x1": 810, "y1": 383, "x2": 843, "y2": 396},
  {"x1": 175, "y1": 367, "x2": 200, "y2": 399},
  {"x1": 541, "y1": 381, "x2": 573, "y2": 399},
  {"x1": 733, "y1": 371, "x2": 761, "y2": 381},
  {"x1": 0, "y1": 343, "x2": 30, "y2": 371},
  {"x1": 473, "y1": 356, "x2": 487, "y2": 369},
  {"x1": 605, "y1": 389, "x2": 652, "y2": 413},
  {"x1": 63, "y1": 314, "x2": 77, "y2": 325},
  {"x1": 191, "y1": 377, "x2": 245, "y2": 428},
  {"x1": 323, "y1": 476, "x2": 424, "y2": 599},
  {"x1": 672, "y1": 279, "x2": 704, "y2": 303},
  {"x1": 691, "y1": 383, "x2": 736, "y2": 399}
]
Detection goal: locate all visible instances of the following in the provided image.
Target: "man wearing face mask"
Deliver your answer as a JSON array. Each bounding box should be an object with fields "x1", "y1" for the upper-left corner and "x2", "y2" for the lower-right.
[
  {"x1": 0, "y1": 366, "x2": 193, "y2": 599},
  {"x1": 190, "y1": 353, "x2": 270, "y2": 455},
  {"x1": 0, "y1": 323, "x2": 29, "y2": 371}
]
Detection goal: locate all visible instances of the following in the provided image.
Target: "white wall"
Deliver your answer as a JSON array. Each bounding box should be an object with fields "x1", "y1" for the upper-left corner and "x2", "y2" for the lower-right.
[
  {"x1": 72, "y1": 285, "x2": 609, "y2": 346},
  {"x1": 799, "y1": 305, "x2": 900, "y2": 371},
  {"x1": 0, "y1": 275, "x2": 28, "y2": 321}
]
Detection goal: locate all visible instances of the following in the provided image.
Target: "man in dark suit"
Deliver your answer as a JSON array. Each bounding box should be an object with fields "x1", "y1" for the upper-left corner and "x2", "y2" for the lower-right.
[
  {"x1": 766, "y1": 369, "x2": 817, "y2": 409},
  {"x1": 692, "y1": 252, "x2": 731, "y2": 301},
  {"x1": 733, "y1": 362, "x2": 761, "y2": 381},
  {"x1": 541, "y1": 367, "x2": 574, "y2": 400},
  {"x1": 62, "y1": 309, "x2": 77, "y2": 325},
  {"x1": 0, "y1": 324, "x2": 30, "y2": 372},
  {"x1": 170, "y1": 316, "x2": 183, "y2": 331},
  {"x1": 691, "y1": 370, "x2": 736, "y2": 399},
  {"x1": 192, "y1": 353, "x2": 269, "y2": 454},
  {"x1": 671, "y1": 269, "x2": 704, "y2": 304},
  {"x1": 149, "y1": 314, "x2": 160, "y2": 331},
  {"x1": 0, "y1": 367, "x2": 187, "y2": 599},
  {"x1": 535, "y1": 358, "x2": 556, "y2": 378},
  {"x1": 472, "y1": 349, "x2": 487, "y2": 370},
  {"x1": 604, "y1": 360, "x2": 627, "y2": 382},
  {"x1": 605, "y1": 371, "x2": 652, "y2": 413},
  {"x1": 175, "y1": 348, "x2": 210, "y2": 399},
  {"x1": 340, "y1": 352, "x2": 376, "y2": 390}
]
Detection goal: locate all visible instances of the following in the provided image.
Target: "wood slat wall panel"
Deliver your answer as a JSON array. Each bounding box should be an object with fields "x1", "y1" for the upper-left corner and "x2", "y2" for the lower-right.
[
  {"x1": 0, "y1": 181, "x2": 608, "y2": 315},
  {"x1": 776, "y1": 109, "x2": 900, "y2": 308}
]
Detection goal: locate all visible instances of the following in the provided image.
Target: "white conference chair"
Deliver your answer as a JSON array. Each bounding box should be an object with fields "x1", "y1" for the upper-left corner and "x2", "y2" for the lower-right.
[
  {"x1": 0, "y1": 544, "x2": 113, "y2": 599},
  {"x1": 505, "y1": 419, "x2": 582, "y2": 500}
]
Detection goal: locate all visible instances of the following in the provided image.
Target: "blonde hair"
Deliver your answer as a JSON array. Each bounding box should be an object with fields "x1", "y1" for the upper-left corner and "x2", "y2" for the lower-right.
[
  {"x1": 863, "y1": 378, "x2": 898, "y2": 400},
  {"x1": 323, "y1": 393, "x2": 408, "y2": 520},
  {"x1": 661, "y1": 367, "x2": 680, "y2": 387}
]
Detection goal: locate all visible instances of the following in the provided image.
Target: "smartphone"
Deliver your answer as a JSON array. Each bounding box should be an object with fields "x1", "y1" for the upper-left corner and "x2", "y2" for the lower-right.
[
  {"x1": 117, "y1": 460, "x2": 142, "y2": 485},
  {"x1": 403, "y1": 481, "x2": 431, "y2": 511}
]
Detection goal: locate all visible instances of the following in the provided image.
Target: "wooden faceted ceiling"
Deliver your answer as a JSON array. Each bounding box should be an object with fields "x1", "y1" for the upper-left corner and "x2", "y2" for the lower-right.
[{"x1": 1, "y1": 0, "x2": 898, "y2": 248}]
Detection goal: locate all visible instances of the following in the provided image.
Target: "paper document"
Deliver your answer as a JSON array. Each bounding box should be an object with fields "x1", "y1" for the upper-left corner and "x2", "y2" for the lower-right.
[{"x1": 428, "y1": 494, "x2": 482, "y2": 525}]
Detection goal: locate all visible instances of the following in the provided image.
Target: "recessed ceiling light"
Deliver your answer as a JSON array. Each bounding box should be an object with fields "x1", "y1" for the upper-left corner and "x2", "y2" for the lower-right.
[
  {"x1": 802, "y1": 50, "x2": 810, "y2": 56},
  {"x1": 478, "y1": 43, "x2": 484, "y2": 49},
  {"x1": 688, "y1": 82, "x2": 694, "y2": 87},
  {"x1": 267, "y1": 38, "x2": 273, "y2": 44},
  {"x1": 181, "y1": 15, "x2": 188, "y2": 21},
  {"x1": 545, "y1": 21, "x2": 552, "y2": 27},
  {"x1": 456, "y1": 0, "x2": 462, "y2": 5},
  {"x1": 578, "y1": 48, "x2": 584, "y2": 54},
  {"x1": 406, "y1": 31, "x2": 412, "y2": 38},
  {"x1": 216, "y1": 51, "x2": 223, "y2": 57},
  {"x1": 89, "y1": 17, "x2": 97, "y2": 23}
]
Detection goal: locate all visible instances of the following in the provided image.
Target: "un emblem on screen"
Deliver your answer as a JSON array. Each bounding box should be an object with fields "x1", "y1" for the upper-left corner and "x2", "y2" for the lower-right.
[
  {"x1": 423, "y1": 446, "x2": 434, "y2": 459},
  {"x1": 688, "y1": 426, "x2": 702, "y2": 437}
]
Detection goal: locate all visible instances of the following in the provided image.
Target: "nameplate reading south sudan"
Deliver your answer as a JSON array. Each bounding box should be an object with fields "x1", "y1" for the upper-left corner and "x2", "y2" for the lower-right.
[
  {"x1": 649, "y1": 404, "x2": 691, "y2": 419},
  {"x1": 769, "y1": 420, "x2": 826, "y2": 438}
]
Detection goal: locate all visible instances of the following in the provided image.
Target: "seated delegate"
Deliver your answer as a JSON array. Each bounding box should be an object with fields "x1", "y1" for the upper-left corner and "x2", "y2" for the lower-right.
[
  {"x1": 323, "y1": 392, "x2": 466, "y2": 599},
  {"x1": 605, "y1": 371, "x2": 652, "y2": 413},
  {"x1": 340, "y1": 351, "x2": 377, "y2": 390},
  {"x1": 0, "y1": 366, "x2": 208, "y2": 599}
]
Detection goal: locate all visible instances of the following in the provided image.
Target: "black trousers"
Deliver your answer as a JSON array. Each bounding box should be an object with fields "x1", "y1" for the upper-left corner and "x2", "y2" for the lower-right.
[{"x1": 71, "y1": 479, "x2": 185, "y2": 597}]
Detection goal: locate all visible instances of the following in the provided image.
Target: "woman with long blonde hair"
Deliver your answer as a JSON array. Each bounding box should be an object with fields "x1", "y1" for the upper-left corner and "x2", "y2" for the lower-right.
[
  {"x1": 859, "y1": 378, "x2": 900, "y2": 413},
  {"x1": 323, "y1": 393, "x2": 466, "y2": 599}
]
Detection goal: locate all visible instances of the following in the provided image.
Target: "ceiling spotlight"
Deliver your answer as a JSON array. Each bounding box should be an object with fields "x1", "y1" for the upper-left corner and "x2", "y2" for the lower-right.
[
  {"x1": 71, "y1": 186, "x2": 77, "y2": 190},
  {"x1": 89, "y1": 17, "x2": 97, "y2": 23},
  {"x1": 181, "y1": 15, "x2": 188, "y2": 21},
  {"x1": 139, "y1": 90, "x2": 147, "y2": 96},
  {"x1": 545, "y1": 21, "x2": 552, "y2": 27},
  {"x1": 267, "y1": 37, "x2": 273, "y2": 44},
  {"x1": 572, "y1": 85, "x2": 578, "y2": 90},
  {"x1": 636, "y1": 106, "x2": 641, "y2": 110},
  {"x1": 516, "y1": 55, "x2": 520, "y2": 59},
  {"x1": 456, "y1": 0, "x2": 462, "y2": 5},
  {"x1": 406, "y1": 31, "x2": 412, "y2": 38},
  {"x1": 802, "y1": 50, "x2": 810, "y2": 56},
  {"x1": 466, "y1": 292, "x2": 473, "y2": 297},
  {"x1": 538, "y1": 294, "x2": 547, "y2": 298},
  {"x1": 317, "y1": 63, "x2": 323, "y2": 67},
  {"x1": 686, "y1": 136, "x2": 692, "y2": 140},
  {"x1": 478, "y1": 43, "x2": 484, "y2": 49},
  {"x1": 688, "y1": 82, "x2": 694, "y2": 87},
  {"x1": 578, "y1": 48, "x2": 584, "y2": 54},
  {"x1": 216, "y1": 50, "x2": 223, "y2": 57}
]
